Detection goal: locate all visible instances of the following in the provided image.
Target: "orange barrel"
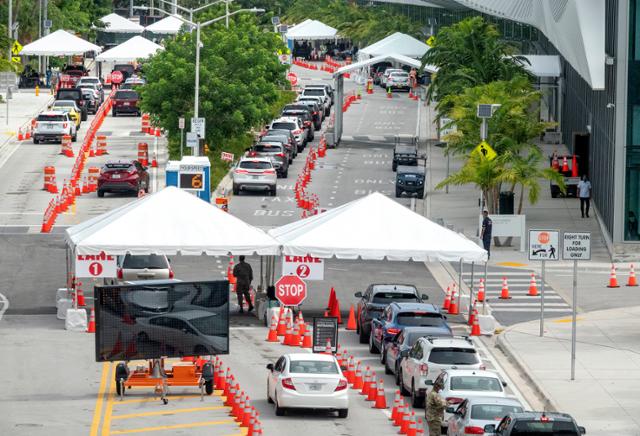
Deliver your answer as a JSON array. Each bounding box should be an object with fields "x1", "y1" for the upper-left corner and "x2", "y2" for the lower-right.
[
  {"x1": 96, "y1": 135, "x2": 108, "y2": 156},
  {"x1": 88, "y1": 167, "x2": 100, "y2": 192},
  {"x1": 141, "y1": 113, "x2": 150, "y2": 133},
  {"x1": 137, "y1": 142, "x2": 149, "y2": 166},
  {"x1": 43, "y1": 166, "x2": 55, "y2": 191},
  {"x1": 61, "y1": 135, "x2": 73, "y2": 157},
  {"x1": 215, "y1": 197, "x2": 229, "y2": 212}
]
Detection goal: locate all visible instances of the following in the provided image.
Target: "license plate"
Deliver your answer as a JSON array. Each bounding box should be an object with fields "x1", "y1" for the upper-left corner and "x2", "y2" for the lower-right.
[
  {"x1": 308, "y1": 384, "x2": 321, "y2": 391},
  {"x1": 111, "y1": 174, "x2": 121, "y2": 179},
  {"x1": 252, "y1": 175, "x2": 260, "y2": 179},
  {"x1": 123, "y1": 102, "x2": 130, "y2": 106}
]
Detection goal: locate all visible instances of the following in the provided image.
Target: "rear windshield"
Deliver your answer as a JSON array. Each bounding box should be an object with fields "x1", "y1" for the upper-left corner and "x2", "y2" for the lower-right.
[
  {"x1": 254, "y1": 144, "x2": 283, "y2": 153},
  {"x1": 303, "y1": 89, "x2": 325, "y2": 96},
  {"x1": 114, "y1": 90, "x2": 138, "y2": 100},
  {"x1": 372, "y1": 292, "x2": 417, "y2": 304},
  {"x1": 104, "y1": 163, "x2": 133, "y2": 171},
  {"x1": 470, "y1": 404, "x2": 523, "y2": 421},
  {"x1": 428, "y1": 347, "x2": 479, "y2": 365},
  {"x1": 239, "y1": 161, "x2": 271, "y2": 170},
  {"x1": 271, "y1": 122, "x2": 296, "y2": 130},
  {"x1": 450, "y1": 376, "x2": 502, "y2": 392},
  {"x1": 391, "y1": 72, "x2": 409, "y2": 77},
  {"x1": 80, "y1": 78, "x2": 100, "y2": 84},
  {"x1": 115, "y1": 65, "x2": 135, "y2": 73},
  {"x1": 261, "y1": 136, "x2": 287, "y2": 144},
  {"x1": 511, "y1": 420, "x2": 579, "y2": 435},
  {"x1": 122, "y1": 254, "x2": 168, "y2": 269},
  {"x1": 405, "y1": 331, "x2": 449, "y2": 345},
  {"x1": 289, "y1": 360, "x2": 339, "y2": 374},
  {"x1": 37, "y1": 114, "x2": 66, "y2": 122},
  {"x1": 57, "y1": 90, "x2": 81, "y2": 99},
  {"x1": 397, "y1": 312, "x2": 445, "y2": 327}
]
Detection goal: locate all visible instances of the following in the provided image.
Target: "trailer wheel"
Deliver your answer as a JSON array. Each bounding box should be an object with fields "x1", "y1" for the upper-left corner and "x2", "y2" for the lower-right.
[{"x1": 205, "y1": 380, "x2": 214, "y2": 395}]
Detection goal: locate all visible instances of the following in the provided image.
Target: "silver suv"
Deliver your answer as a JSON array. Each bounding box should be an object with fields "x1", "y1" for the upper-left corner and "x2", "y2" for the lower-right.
[
  {"x1": 232, "y1": 156, "x2": 277, "y2": 196},
  {"x1": 33, "y1": 111, "x2": 77, "y2": 143},
  {"x1": 398, "y1": 336, "x2": 483, "y2": 408}
]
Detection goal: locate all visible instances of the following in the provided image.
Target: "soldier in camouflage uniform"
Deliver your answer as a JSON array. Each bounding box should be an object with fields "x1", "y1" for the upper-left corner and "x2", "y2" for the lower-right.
[{"x1": 425, "y1": 382, "x2": 448, "y2": 436}]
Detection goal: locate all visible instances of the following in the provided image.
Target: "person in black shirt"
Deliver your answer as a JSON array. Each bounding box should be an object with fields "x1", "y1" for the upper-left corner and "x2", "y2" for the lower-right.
[
  {"x1": 232, "y1": 256, "x2": 254, "y2": 313},
  {"x1": 481, "y1": 210, "x2": 493, "y2": 259}
]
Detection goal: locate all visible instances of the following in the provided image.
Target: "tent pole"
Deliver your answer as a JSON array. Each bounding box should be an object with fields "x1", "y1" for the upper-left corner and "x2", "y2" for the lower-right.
[
  {"x1": 468, "y1": 262, "x2": 474, "y2": 317},
  {"x1": 457, "y1": 259, "x2": 463, "y2": 311},
  {"x1": 260, "y1": 256, "x2": 264, "y2": 290}
]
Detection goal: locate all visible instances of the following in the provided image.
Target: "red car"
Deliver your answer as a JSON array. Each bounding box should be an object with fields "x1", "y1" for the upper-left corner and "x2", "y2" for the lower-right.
[
  {"x1": 111, "y1": 90, "x2": 141, "y2": 117},
  {"x1": 97, "y1": 161, "x2": 149, "y2": 197}
]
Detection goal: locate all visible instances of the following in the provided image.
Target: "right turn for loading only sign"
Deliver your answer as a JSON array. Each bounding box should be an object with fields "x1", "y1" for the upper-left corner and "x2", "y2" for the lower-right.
[{"x1": 562, "y1": 232, "x2": 591, "y2": 260}]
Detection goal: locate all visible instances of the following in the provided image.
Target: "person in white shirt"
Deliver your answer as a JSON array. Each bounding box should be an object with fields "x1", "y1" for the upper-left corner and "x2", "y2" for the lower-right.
[{"x1": 577, "y1": 174, "x2": 592, "y2": 218}]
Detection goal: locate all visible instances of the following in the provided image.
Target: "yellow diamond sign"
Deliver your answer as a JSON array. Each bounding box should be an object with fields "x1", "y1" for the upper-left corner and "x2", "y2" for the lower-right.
[
  {"x1": 426, "y1": 35, "x2": 436, "y2": 47},
  {"x1": 11, "y1": 40, "x2": 22, "y2": 56},
  {"x1": 473, "y1": 141, "x2": 497, "y2": 160}
]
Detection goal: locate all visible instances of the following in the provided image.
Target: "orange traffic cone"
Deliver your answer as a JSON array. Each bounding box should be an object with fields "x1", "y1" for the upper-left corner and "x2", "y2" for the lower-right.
[
  {"x1": 448, "y1": 286, "x2": 459, "y2": 315},
  {"x1": 76, "y1": 283, "x2": 86, "y2": 307},
  {"x1": 477, "y1": 279, "x2": 485, "y2": 302},
  {"x1": 360, "y1": 366, "x2": 371, "y2": 395},
  {"x1": 442, "y1": 286, "x2": 451, "y2": 310},
  {"x1": 298, "y1": 311, "x2": 306, "y2": 335},
  {"x1": 399, "y1": 409, "x2": 412, "y2": 434},
  {"x1": 562, "y1": 156, "x2": 569, "y2": 172},
  {"x1": 416, "y1": 418, "x2": 425, "y2": 436},
  {"x1": 266, "y1": 315, "x2": 278, "y2": 342},
  {"x1": 276, "y1": 308, "x2": 287, "y2": 336},
  {"x1": 301, "y1": 326, "x2": 312, "y2": 348},
  {"x1": 335, "y1": 345, "x2": 343, "y2": 367},
  {"x1": 390, "y1": 390, "x2": 401, "y2": 420},
  {"x1": 343, "y1": 355, "x2": 353, "y2": 382},
  {"x1": 82, "y1": 176, "x2": 89, "y2": 194},
  {"x1": 468, "y1": 301, "x2": 476, "y2": 326},
  {"x1": 346, "y1": 304, "x2": 357, "y2": 330},
  {"x1": 282, "y1": 314, "x2": 293, "y2": 345},
  {"x1": 290, "y1": 323, "x2": 301, "y2": 347},
  {"x1": 627, "y1": 264, "x2": 638, "y2": 287},
  {"x1": 151, "y1": 153, "x2": 158, "y2": 168},
  {"x1": 608, "y1": 264, "x2": 620, "y2": 288},
  {"x1": 407, "y1": 413, "x2": 418, "y2": 436},
  {"x1": 528, "y1": 273, "x2": 539, "y2": 296},
  {"x1": 352, "y1": 360, "x2": 363, "y2": 389},
  {"x1": 367, "y1": 376, "x2": 378, "y2": 401},
  {"x1": 373, "y1": 379, "x2": 387, "y2": 408},
  {"x1": 471, "y1": 308, "x2": 481, "y2": 336},
  {"x1": 500, "y1": 277, "x2": 511, "y2": 299},
  {"x1": 394, "y1": 401, "x2": 405, "y2": 427},
  {"x1": 87, "y1": 307, "x2": 96, "y2": 333},
  {"x1": 571, "y1": 155, "x2": 579, "y2": 177},
  {"x1": 330, "y1": 297, "x2": 343, "y2": 324}
]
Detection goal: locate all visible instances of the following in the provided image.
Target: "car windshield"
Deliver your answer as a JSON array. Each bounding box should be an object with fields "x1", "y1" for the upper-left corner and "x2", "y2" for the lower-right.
[
  {"x1": 254, "y1": 144, "x2": 283, "y2": 153},
  {"x1": 271, "y1": 122, "x2": 296, "y2": 130},
  {"x1": 450, "y1": 376, "x2": 502, "y2": 392},
  {"x1": 239, "y1": 161, "x2": 271, "y2": 170},
  {"x1": 262, "y1": 136, "x2": 287, "y2": 144},
  {"x1": 57, "y1": 90, "x2": 80, "y2": 99},
  {"x1": 189, "y1": 314, "x2": 220, "y2": 336},
  {"x1": 397, "y1": 312, "x2": 445, "y2": 327},
  {"x1": 428, "y1": 347, "x2": 479, "y2": 365},
  {"x1": 114, "y1": 90, "x2": 138, "y2": 100},
  {"x1": 37, "y1": 114, "x2": 66, "y2": 122},
  {"x1": 372, "y1": 292, "x2": 417, "y2": 303},
  {"x1": 303, "y1": 89, "x2": 325, "y2": 96},
  {"x1": 511, "y1": 420, "x2": 579, "y2": 435},
  {"x1": 289, "y1": 360, "x2": 339, "y2": 374},
  {"x1": 104, "y1": 162, "x2": 133, "y2": 171},
  {"x1": 53, "y1": 102, "x2": 74, "y2": 108},
  {"x1": 391, "y1": 72, "x2": 409, "y2": 78},
  {"x1": 470, "y1": 404, "x2": 523, "y2": 420},
  {"x1": 122, "y1": 254, "x2": 168, "y2": 269}
]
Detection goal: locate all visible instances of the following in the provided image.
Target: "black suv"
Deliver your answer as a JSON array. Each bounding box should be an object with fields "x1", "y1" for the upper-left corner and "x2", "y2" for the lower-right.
[
  {"x1": 354, "y1": 284, "x2": 427, "y2": 344},
  {"x1": 56, "y1": 88, "x2": 88, "y2": 121},
  {"x1": 396, "y1": 165, "x2": 425, "y2": 198},
  {"x1": 393, "y1": 144, "x2": 418, "y2": 171},
  {"x1": 488, "y1": 412, "x2": 586, "y2": 435},
  {"x1": 284, "y1": 104, "x2": 322, "y2": 130}
]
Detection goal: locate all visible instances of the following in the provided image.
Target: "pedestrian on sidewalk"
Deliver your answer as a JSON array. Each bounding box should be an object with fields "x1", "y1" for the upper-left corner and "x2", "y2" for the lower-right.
[
  {"x1": 426, "y1": 382, "x2": 447, "y2": 436},
  {"x1": 233, "y1": 255, "x2": 254, "y2": 313},
  {"x1": 481, "y1": 210, "x2": 493, "y2": 259},
  {"x1": 578, "y1": 174, "x2": 592, "y2": 218}
]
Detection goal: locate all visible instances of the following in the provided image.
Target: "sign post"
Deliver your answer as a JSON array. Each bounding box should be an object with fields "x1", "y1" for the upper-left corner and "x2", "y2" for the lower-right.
[
  {"x1": 563, "y1": 232, "x2": 591, "y2": 381},
  {"x1": 179, "y1": 117, "x2": 185, "y2": 158},
  {"x1": 528, "y1": 230, "x2": 560, "y2": 337}
]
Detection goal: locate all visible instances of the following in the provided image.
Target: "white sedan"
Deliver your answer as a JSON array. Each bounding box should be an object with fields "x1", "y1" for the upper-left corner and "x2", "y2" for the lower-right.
[{"x1": 266, "y1": 353, "x2": 349, "y2": 418}]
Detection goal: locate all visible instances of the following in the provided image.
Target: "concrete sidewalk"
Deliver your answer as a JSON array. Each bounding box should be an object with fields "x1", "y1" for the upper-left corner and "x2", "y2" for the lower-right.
[
  {"x1": 497, "y1": 306, "x2": 640, "y2": 434},
  {"x1": 0, "y1": 89, "x2": 54, "y2": 149}
]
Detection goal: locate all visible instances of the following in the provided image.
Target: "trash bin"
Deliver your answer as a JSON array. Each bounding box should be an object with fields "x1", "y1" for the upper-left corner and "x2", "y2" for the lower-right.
[{"x1": 499, "y1": 191, "x2": 515, "y2": 214}]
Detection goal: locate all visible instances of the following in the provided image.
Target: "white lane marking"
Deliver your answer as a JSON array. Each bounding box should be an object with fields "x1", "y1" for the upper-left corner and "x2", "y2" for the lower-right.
[
  {"x1": 0, "y1": 293, "x2": 9, "y2": 320},
  {"x1": 488, "y1": 303, "x2": 569, "y2": 308},
  {"x1": 0, "y1": 212, "x2": 45, "y2": 215},
  {"x1": 489, "y1": 308, "x2": 570, "y2": 312}
]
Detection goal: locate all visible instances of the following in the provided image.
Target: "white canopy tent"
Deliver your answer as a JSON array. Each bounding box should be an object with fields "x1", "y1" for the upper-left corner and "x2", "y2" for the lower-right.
[
  {"x1": 358, "y1": 32, "x2": 428, "y2": 59},
  {"x1": 20, "y1": 29, "x2": 102, "y2": 56},
  {"x1": 335, "y1": 53, "x2": 438, "y2": 75},
  {"x1": 286, "y1": 19, "x2": 338, "y2": 40},
  {"x1": 66, "y1": 186, "x2": 280, "y2": 256},
  {"x1": 96, "y1": 36, "x2": 163, "y2": 62},
  {"x1": 269, "y1": 192, "x2": 487, "y2": 262},
  {"x1": 144, "y1": 15, "x2": 186, "y2": 35},
  {"x1": 98, "y1": 13, "x2": 144, "y2": 34}
]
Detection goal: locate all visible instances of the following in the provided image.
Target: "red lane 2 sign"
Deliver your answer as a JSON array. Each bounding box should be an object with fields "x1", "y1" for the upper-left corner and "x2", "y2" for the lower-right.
[
  {"x1": 282, "y1": 255, "x2": 324, "y2": 280},
  {"x1": 275, "y1": 275, "x2": 307, "y2": 306}
]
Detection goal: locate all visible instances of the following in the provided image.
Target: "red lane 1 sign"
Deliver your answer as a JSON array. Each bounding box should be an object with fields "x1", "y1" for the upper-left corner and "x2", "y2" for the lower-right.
[
  {"x1": 75, "y1": 251, "x2": 117, "y2": 278},
  {"x1": 286, "y1": 72, "x2": 298, "y2": 86},
  {"x1": 282, "y1": 255, "x2": 324, "y2": 280},
  {"x1": 111, "y1": 70, "x2": 124, "y2": 84},
  {"x1": 275, "y1": 275, "x2": 307, "y2": 306}
]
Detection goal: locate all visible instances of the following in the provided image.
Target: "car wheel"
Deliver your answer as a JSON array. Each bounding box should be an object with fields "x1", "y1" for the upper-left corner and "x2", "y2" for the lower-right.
[
  {"x1": 392, "y1": 162, "x2": 397, "y2": 172},
  {"x1": 380, "y1": 345, "x2": 387, "y2": 364},
  {"x1": 399, "y1": 370, "x2": 409, "y2": 395},
  {"x1": 369, "y1": 332, "x2": 379, "y2": 354},
  {"x1": 112, "y1": 109, "x2": 117, "y2": 117},
  {"x1": 395, "y1": 365, "x2": 401, "y2": 386},
  {"x1": 33, "y1": 138, "x2": 39, "y2": 144},
  {"x1": 232, "y1": 184, "x2": 240, "y2": 195},
  {"x1": 270, "y1": 187, "x2": 276, "y2": 197},
  {"x1": 204, "y1": 380, "x2": 213, "y2": 395},
  {"x1": 395, "y1": 188, "x2": 402, "y2": 198},
  {"x1": 274, "y1": 396, "x2": 285, "y2": 416},
  {"x1": 411, "y1": 380, "x2": 424, "y2": 408},
  {"x1": 359, "y1": 325, "x2": 368, "y2": 344},
  {"x1": 338, "y1": 409, "x2": 348, "y2": 418},
  {"x1": 97, "y1": 190, "x2": 105, "y2": 198},
  {"x1": 72, "y1": 133, "x2": 77, "y2": 142}
]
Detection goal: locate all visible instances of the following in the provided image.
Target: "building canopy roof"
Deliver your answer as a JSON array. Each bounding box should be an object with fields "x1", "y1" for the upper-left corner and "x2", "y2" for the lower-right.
[{"x1": 97, "y1": 13, "x2": 145, "y2": 34}]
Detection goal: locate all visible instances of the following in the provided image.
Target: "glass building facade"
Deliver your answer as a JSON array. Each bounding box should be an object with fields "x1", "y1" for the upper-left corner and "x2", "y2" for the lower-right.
[{"x1": 625, "y1": 0, "x2": 640, "y2": 240}]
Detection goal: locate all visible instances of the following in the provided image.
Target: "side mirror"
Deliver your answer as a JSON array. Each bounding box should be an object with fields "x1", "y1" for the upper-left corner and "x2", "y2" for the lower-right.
[
  {"x1": 266, "y1": 363, "x2": 274, "y2": 371},
  {"x1": 424, "y1": 379, "x2": 434, "y2": 386},
  {"x1": 579, "y1": 427, "x2": 586, "y2": 434},
  {"x1": 502, "y1": 381, "x2": 507, "y2": 387},
  {"x1": 421, "y1": 294, "x2": 429, "y2": 300},
  {"x1": 484, "y1": 424, "x2": 496, "y2": 433},
  {"x1": 354, "y1": 292, "x2": 362, "y2": 298},
  {"x1": 445, "y1": 406, "x2": 456, "y2": 414},
  {"x1": 400, "y1": 349, "x2": 409, "y2": 358}
]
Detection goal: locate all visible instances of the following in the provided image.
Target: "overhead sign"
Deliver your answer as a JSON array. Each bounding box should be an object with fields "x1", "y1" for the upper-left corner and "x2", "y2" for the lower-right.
[
  {"x1": 312, "y1": 317, "x2": 338, "y2": 353},
  {"x1": 473, "y1": 141, "x2": 497, "y2": 160},
  {"x1": 221, "y1": 152, "x2": 234, "y2": 162},
  {"x1": 178, "y1": 117, "x2": 185, "y2": 129},
  {"x1": 282, "y1": 255, "x2": 324, "y2": 281},
  {"x1": 563, "y1": 232, "x2": 591, "y2": 260},
  {"x1": 286, "y1": 72, "x2": 298, "y2": 86},
  {"x1": 191, "y1": 117, "x2": 206, "y2": 138},
  {"x1": 528, "y1": 230, "x2": 560, "y2": 261},
  {"x1": 186, "y1": 132, "x2": 198, "y2": 148},
  {"x1": 75, "y1": 252, "x2": 117, "y2": 278},
  {"x1": 274, "y1": 275, "x2": 307, "y2": 306}
]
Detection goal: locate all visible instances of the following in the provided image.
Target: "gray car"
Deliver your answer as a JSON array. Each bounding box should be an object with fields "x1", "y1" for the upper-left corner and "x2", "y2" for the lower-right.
[
  {"x1": 446, "y1": 396, "x2": 525, "y2": 436},
  {"x1": 251, "y1": 142, "x2": 289, "y2": 178}
]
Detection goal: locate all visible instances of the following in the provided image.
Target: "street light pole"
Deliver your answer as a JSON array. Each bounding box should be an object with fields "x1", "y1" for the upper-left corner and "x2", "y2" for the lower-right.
[
  {"x1": 194, "y1": 22, "x2": 201, "y2": 120},
  {"x1": 225, "y1": 0, "x2": 229, "y2": 29},
  {"x1": 8, "y1": 0, "x2": 12, "y2": 62}
]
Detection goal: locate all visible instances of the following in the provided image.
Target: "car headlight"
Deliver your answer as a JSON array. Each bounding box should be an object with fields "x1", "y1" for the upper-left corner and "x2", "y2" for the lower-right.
[
  {"x1": 418, "y1": 180, "x2": 424, "y2": 185},
  {"x1": 397, "y1": 179, "x2": 403, "y2": 185}
]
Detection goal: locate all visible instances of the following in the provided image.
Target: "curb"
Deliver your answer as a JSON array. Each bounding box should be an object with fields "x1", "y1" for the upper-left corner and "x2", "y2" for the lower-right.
[
  {"x1": 214, "y1": 171, "x2": 233, "y2": 199},
  {"x1": 495, "y1": 329, "x2": 560, "y2": 413}
]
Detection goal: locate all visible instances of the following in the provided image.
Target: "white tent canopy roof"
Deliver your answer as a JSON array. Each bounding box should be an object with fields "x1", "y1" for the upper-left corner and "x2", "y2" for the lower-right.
[
  {"x1": 20, "y1": 29, "x2": 102, "y2": 56},
  {"x1": 66, "y1": 186, "x2": 280, "y2": 256},
  {"x1": 286, "y1": 19, "x2": 338, "y2": 40},
  {"x1": 335, "y1": 53, "x2": 438, "y2": 75},
  {"x1": 98, "y1": 13, "x2": 144, "y2": 34},
  {"x1": 145, "y1": 15, "x2": 186, "y2": 34},
  {"x1": 359, "y1": 32, "x2": 428, "y2": 58},
  {"x1": 269, "y1": 192, "x2": 487, "y2": 262},
  {"x1": 96, "y1": 36, "x2": 163, "y2": 62}
]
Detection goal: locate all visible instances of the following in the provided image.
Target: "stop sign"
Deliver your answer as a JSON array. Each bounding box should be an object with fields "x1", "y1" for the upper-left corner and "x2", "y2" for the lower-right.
[
  {"x1": 286, "y1": 72, "x2": 298, "y2": 86},
  {"x1": 275, "y1": 275, "x2": 307, "y2": 306},
  {"x1": 111, "y1": 70, "x2": 124, "y2": 84}
]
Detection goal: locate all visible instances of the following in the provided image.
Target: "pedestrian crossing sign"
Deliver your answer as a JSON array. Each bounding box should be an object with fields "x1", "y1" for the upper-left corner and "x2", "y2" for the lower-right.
[
  {"x1": 473, "y1": 141, "x2": 497, "y2": 160},
  {"x1": 11, "y1": 41, "x2": 22, "y2": 56},
  {"x1": 426, "y1": 35, "x2": 436, "y2": 47}
]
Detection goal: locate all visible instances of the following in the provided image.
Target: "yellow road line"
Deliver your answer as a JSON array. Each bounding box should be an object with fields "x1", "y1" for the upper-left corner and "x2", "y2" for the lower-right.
[
  {"x1": 102, "y1": 363, "x2": 117, "y2": 436},
  {"x1": 114, "y1": 394, "x2": 207, "y2": 405},
  {"x1": 553, "y1": 317, "x2": 583, "y2": 323},
  {"x1": 110, "y1": 419, "x2": 237, "y2": 435},
  {"x1": 112, "y1": 406, "x2": 228, "y2": 420},
  {"x1": 496, "y1": 262, "x2": 528, "y2": 267},
  {"x1": 89, "y1": 362, "x2": 111, "y2": 436}
]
